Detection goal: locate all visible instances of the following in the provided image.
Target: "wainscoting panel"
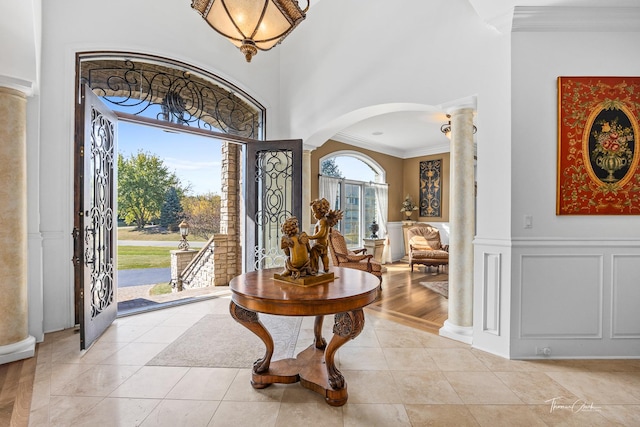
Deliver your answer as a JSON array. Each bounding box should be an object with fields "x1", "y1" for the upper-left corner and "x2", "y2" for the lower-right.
[
  {"x1": 472, "y1": 238, "x2": 511, "y2": 359},
  {"x1": 482, "y1": 253, "x2": 501, "y2": 335},
  {"x1": 520, "y1": 254, "x2": 603, "y2": 339},
  {"x1": 511, "y1": 240, "x2": 640, "y2": 358},
  {"x1": 41, "y1": 231, "x2": 72, "y2": 332},
  {"x1": 611, "y1": 254, "x2": 640, "y2": 338}
]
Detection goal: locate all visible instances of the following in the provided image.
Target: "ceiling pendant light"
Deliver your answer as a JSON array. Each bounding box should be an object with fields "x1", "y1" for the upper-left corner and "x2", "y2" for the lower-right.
[
  {"x1": 191, "y1": 0, "x2": 309, "y2": 63},
  {"x1": 440, "y1": 114, "x2": 477, "y2": 140}
]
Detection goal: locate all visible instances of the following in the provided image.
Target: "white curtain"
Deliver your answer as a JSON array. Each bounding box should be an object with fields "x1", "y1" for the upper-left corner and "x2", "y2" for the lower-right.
[
  {"x1": 371, "y1": 182, "x2": 392, "y2": 264},
  {"x1": 319, "y1": 175, "x2": 341, "y2": 210}
]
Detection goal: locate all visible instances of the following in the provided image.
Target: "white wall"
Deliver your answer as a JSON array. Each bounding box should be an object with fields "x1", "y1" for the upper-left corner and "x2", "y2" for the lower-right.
[
  {"x1": 509, "y1": 9, "x2": 640, "y2": 358},
  {"x1": 279, "y1": 0, "x2": 515, "y2": 356},
  {"x1": 0, "y1": 0, "x2": 39, "y2": 93},
  {"x1": 37, "y1": 0, "x2": 284, "y2": 332},
  {"x1": 21, "y1": 1, "x2": 640, "y2": 359},
  {"x1": 279, "y1": 0, "x2": 513, "y2": 239}
]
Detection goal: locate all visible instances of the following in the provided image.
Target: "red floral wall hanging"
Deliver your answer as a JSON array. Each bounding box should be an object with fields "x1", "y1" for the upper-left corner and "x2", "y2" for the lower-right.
[{"x1": 557, "y1": 76, "x2": 640, "y2": 215}]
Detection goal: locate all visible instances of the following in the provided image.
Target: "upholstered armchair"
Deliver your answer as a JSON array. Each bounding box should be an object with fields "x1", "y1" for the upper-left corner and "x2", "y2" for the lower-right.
[
  {"x1": 328, "y1": 229, "x2": 383, "y2": 284},
  {"x1": 407, "y1": 224, "x2": 449, "y2": 272}
]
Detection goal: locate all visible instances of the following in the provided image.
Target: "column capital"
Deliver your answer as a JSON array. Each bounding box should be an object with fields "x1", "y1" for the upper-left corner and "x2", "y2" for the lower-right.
[
  {"x1": 449, "y1": 107, "x2": 476, "y2": 119},
  {"x1": 439, "y1": 95, "x2": 477, "y2": 116},
  {"x1": 0, "y1": 75, "x2": 35, "y2": 97}
]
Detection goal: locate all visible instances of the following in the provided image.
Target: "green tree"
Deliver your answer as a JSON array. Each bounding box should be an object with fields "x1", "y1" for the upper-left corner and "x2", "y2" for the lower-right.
[
  {"x1": 321, "y1": 157, "x2": 344, "y2": 178},
  {"x1": 182, "y1": 192, "x2": 221, "y2": 239},
  {"x1": 118, "y1": 151, "x2": 183, "y2": 230},
  {"x1": 160, "y1": 186, "x2": 184, "y2": 231}
]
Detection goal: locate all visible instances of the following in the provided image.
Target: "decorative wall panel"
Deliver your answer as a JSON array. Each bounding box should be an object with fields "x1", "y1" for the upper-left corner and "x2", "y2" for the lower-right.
[
  {"x1": 520, "y1": 254, "x2": 602, "y2": 338},
  {"x1": 419, "y1": 159, "x2": 441, "y2": 217},
  {"x1": 482, "y1": 253, "x2": 501, "y2": 335},
  {"x1": 611, "y1": 254, "x2": 640, "y2": 338},
  {"x1": 557, "y1": 76, "x2": 640, "y2": 215}
]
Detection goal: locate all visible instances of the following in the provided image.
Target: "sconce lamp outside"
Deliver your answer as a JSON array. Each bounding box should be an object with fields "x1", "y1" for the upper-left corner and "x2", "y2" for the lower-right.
[{"x1": 178, "y1": 220, "x2": 190, "y2": 251}]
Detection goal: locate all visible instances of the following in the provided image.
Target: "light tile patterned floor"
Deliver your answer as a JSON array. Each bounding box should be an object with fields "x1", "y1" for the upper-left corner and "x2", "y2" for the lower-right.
[{"x1": 29, "y1": 295, "x2": 640, "y2": 426}]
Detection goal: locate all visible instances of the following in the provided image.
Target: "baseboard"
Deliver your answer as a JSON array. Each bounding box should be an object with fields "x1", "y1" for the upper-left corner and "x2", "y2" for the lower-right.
[{"x1": 0, "y1": 336, "x2": 36, "y2": 365}]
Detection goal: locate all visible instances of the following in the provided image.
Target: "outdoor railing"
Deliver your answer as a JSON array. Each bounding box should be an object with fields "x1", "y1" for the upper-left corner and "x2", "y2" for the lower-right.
[{"x1": 178, "y1": 234, "x2": 216, "y2": 289}]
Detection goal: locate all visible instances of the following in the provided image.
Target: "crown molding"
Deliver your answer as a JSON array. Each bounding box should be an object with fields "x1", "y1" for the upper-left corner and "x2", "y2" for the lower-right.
[
  {"x1": 332, "y1": 132, "x2": 407, "y2": 158},
  {"x1": 487, "y1": 9, "x2": 515, "y2": 34},
  {"x1": 332, "y1": 132, "x2": 453, "y2": 159},
  {"x1": 402, "y1": 143, "x2": 451, "y2": 159},
  {"x1": 512, "y1": 6, "x2": 640, "y2": 32}
]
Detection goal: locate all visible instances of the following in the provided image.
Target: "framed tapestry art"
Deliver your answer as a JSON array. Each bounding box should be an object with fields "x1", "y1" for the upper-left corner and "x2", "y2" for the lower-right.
[
  {"x1": 419, "y1": 159, "x2": 442, "y2": 217},
  {"x1": 557, "y1": 76, "x2": 640, "y2": 215}
]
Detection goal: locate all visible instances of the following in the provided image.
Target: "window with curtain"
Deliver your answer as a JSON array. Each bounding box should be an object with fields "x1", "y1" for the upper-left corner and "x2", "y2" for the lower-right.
[{"x1": 319, "y1": 154, "x2": 388, "y2": 250}]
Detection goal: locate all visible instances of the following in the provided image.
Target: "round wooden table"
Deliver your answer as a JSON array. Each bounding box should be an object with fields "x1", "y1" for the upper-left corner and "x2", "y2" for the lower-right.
[{"x1": 229, "y1": 266, "x2": 381, "y2": 406}]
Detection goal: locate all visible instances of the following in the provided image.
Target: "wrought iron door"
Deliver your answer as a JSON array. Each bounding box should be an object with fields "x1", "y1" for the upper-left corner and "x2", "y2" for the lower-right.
[
  {"x1": 246, "y1": 139, "x2": 302, "y2": 271},
  {"x1": 75, "y1": 85, "x2": 118, "y2": 350}
]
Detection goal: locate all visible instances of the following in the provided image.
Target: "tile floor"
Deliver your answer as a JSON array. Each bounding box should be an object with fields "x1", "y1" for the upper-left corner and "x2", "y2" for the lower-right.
[{"x1": 29, "y1": 294, "x2": 640, "y2": 426}]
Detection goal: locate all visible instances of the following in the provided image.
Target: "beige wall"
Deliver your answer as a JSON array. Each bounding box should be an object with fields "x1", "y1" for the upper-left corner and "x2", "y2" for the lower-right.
[{"x1": 310, "y1": 140, "x2": 450, "y2": 223}]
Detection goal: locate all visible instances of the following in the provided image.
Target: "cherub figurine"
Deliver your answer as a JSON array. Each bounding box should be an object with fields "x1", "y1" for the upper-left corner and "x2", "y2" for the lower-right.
[
  {"x1": 280, "y1": 217, "x2": 314, "y2": 279},
  {"x1": 308, "y1": 198, "x2": 343, "y2": 273}
]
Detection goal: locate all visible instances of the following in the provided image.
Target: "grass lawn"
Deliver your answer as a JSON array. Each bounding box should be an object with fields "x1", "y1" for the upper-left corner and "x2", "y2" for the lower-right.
[
  {"x1": 117, "y1": 225, "x2": 207, "y2": 242},
  {"x1": 118, "y1": 246, "x2": 172, "y2": 270},
  {"x1": 149, "y1": 282, "x2": 173, "y2": 295}
]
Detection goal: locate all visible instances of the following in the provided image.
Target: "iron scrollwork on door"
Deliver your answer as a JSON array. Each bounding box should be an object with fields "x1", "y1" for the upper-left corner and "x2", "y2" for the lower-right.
[
  {"x1": 254, "y1": 149, "x2": 293, "y2": 269},
  {"x1": 85, "y1": 106, "x2": 116, "y2": 319},
  {"x1": 79, "y1": 55, "x2": 264, "y2": 138}
]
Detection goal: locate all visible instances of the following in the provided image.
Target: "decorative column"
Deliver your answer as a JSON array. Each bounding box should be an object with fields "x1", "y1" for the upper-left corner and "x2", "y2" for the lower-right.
[
  {"x1": 440, "y1": 107, "x2": 475, "y2": 344},
  {"x1": 302, "y1": 148, "x2": 312, "y2": 230},
  {"x1": 0, "y1": 87, "x2": 35, "y2": 364}
]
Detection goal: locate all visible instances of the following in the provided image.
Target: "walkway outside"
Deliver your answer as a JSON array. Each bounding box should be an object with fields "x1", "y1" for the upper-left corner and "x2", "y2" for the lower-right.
[{"x1": 117, "y1": 239, "x2": 219, "y2": 315}]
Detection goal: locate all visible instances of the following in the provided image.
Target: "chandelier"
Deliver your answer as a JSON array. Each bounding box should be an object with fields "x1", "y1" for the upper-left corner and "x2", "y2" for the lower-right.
[
  {"x1": 440, "y1": 114, "x2": 477, "y2": 140},
  {"x1": 191, "y1": 0, "x2": 309, "y2": 63}
]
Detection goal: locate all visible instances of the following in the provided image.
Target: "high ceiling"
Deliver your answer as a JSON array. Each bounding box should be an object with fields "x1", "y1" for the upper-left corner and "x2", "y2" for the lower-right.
[
  {"x1": 333, "y1": 110, "x2": 453, "y2": 159},
  {"x1": 323, "y1": 0, "x2": 639, "y2": 159}
]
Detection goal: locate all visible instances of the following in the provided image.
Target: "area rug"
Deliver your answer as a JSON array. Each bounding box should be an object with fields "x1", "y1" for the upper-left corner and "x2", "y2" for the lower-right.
[
  {"x1": 419, "y1": 281, "x2": 448, "y2": 298},
  {"x1": 147, "y1": 314, "x2": 302, "y2": 368}
]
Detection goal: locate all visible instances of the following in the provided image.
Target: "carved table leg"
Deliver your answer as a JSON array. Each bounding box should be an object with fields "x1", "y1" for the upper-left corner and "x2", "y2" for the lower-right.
[
  {"x1": 313, "y1": 315, "x2": 327, "y2": 349},
  {"x1": 325, "y1": 309, "x2": 365, "y2": 391},
  {"x1": 229, "y1": 301, "x2": 274, "y2": 380}
]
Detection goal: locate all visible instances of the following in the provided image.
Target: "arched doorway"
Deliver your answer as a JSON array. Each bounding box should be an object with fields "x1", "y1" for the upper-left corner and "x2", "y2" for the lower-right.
[{"x1": 73, "y1": 52, "x2": 302, "y2": 348}]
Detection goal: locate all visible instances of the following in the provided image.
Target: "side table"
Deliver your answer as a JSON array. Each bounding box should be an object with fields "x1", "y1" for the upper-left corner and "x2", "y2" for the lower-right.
[{"x1": 229, "y1": 267, "x2": 381, "y2": 406}]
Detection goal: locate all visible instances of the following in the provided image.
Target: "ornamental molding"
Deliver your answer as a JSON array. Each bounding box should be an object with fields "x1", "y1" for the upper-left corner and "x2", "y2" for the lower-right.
[{"x1": 512, "y1": 7, "x2": 640, "y2": 33}]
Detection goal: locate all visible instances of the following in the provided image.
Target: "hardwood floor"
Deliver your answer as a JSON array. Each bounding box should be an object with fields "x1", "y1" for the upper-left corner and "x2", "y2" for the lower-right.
[
  {"x1": 0, "y1": 348, "x2": 37, "y2": 427},
  {"x1": 0, "y1": 261, "x2": 447, "y2": 426},
  {"x1": 367, "y1": 261, "x2": 449, "y2": 335}
]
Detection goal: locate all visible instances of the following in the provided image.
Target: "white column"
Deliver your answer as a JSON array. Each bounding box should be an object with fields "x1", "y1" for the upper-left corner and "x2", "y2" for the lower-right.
[
  {"x1": 302, "y1": 149, "x2": 312, "y2": 230},
  {"x1": 440, "y1": 107, "x2": 475, "y2": 344},
  {"x1": 0, "y1": 86, "x2": 36, "y2": 364}
]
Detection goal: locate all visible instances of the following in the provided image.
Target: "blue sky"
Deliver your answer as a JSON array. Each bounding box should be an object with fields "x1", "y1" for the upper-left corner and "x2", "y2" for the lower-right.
[
  {"x1": 118, "y1": 122, "x2": 222, "y2": 196},
  {"x1": 331, "y1": 156, "x2": 377, "y2": 181},
  {"x1": 118, "y1": 122, "x2": 378, "y2": 196}
]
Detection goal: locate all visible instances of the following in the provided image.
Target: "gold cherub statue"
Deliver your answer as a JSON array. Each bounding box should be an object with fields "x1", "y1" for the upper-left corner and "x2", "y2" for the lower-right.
[
  {"x1": 280, "y1": 217, "x2": 314, "y2": 279},
  {"x1": 308, "y1": 198, "x2": 343, "y2": 273}
]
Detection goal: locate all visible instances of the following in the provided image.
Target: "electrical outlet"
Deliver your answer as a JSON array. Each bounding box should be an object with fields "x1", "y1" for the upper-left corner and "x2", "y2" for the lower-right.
[{"x1": 535, "y1": 346, "x2": 551, "y2": 356}]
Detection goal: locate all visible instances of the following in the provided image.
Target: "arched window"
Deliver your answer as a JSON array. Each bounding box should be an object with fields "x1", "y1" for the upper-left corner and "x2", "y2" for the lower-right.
[
  {"x1": 78, "y1": 53, "x2": 264, "y2": 138},
  {"x1": 319, "y1": 151, "x2": 388, "y2": 250}
]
